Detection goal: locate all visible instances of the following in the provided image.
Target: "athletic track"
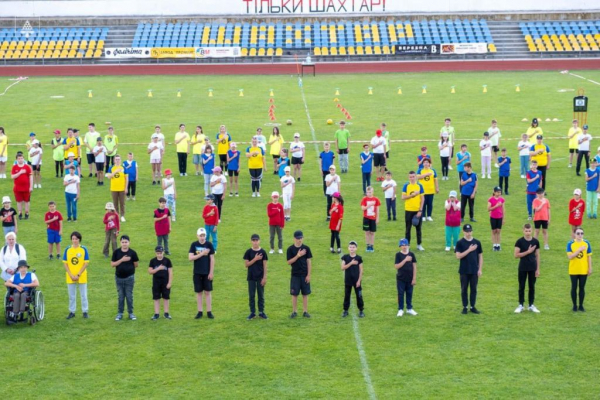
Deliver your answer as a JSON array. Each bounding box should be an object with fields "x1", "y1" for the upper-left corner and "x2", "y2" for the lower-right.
[{"x1": 0, "y1": 58, "x2": 599, "y2": 76}]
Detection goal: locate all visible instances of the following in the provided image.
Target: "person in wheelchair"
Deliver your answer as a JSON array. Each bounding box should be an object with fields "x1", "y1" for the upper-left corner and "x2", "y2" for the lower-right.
[{"x1": 5, "y1": 259, "x2": 39, "y2": 324}]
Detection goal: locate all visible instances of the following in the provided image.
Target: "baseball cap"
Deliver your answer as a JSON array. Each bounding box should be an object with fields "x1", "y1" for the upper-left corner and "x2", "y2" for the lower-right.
[
  {"x1": 376, "y1": 129, "x2": 382, "y2": 137},
  {"x1": 67, "y1": 152, "x2": 75, "y2": 157},
  {"x1": 197, "y1": 228, "x2": 207, "y2": 236},
  {"x1": 329, "y1": 165, "x2": 336, "y2": 170},
  {"x1": 230, "y1": 142, "x2": 237, "y2": 147},
  {"x1": 294, "y1": 133, "x2": 300, "y2": 138},
  {"x1": 532, "y1": 118, "x2": 538, "y2": 124},
  {"x1": 574, "y1": 188, "x2": 582, "y2": 195},
  {"x1": 348, "y1": 240, "x2": 358, "y2": 246},
  {"x1": 32, "y1": 140, "x2": 39, "y2": 145},
  {"x1": 463, "y1": 224, "x2": 473, "y2": 232},
  {"x1": 29, "y1": 132, "x2": 35, "y2": 137},
  {"x1": 17, "y1": 260, "x2": 29, "y2": 268},
  {"x1": 293, "y1": 230, "x2": 303, "y2": 239},
  {"x1": 536, "y1": 135, "x2": 543, "y2": 139},
  {"x1": 151, "y1": 133, "x2": 159, "y2": 139},
  {"x1": 284, "y1": 166, "x2": 291, "y2": 172},
  {"x1": 536, "y1": 187, "x2": 545, "y2": 194},
  {"x1": 251, "y1": 234, "x2": 260, "y2": 241},
  {"x1": 583, "y1": 124, "x2": 589, "y2": 130},
  {"x1": 332, "y1": 192, "x2": 341, "y2": 198},
  {"x1": 212, "y1": 166, "x2": 222, "y2": 173},
  {"x1": 155, "y1": 246, "x2": 164, "y2": 252},
  {"x1": 483, "y1": 132, "x2": 489, "y2": 136},
  {"x1": 271, "y1": 191, "x2": 279, "y2": 197},
  {"x1": 493, "y1": 186, "x2": 502, "y2": 192},
  {"x1": 53, "y1": 129, "x2": 61, "y2": 134},
  {"x1": 449, "y1": 190, "x2": 457, "y2": 198},
  {"x1": 164, "y1": 169, "x2": 172, "y2": 175},
  {"x1": 96, "y1": 137, "x2": 102, "y2": 141},
  {"x1": 105, "y1": 202, "x2": 115, "y2": 210},
  {"x1": 204, "y1": 194, "x2": 215, "y2": 201},
  {"x1": 399, "y1": 238, "x2": 409, "y2": 246},
  {"x1": 2, "y1": 196, "x2": 11, "y2": 203}
]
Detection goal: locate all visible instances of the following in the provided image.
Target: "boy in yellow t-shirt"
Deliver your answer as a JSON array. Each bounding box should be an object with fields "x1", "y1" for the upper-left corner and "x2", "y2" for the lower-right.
[
  {"x1": 0, "y1": 127, "x2": 7, "y2": 178},
  {"x1": 567, "y1": 119, "x2": 582, "y2": 168},
  {"x1": 106, "y1": 155, "x2": 128, "y2": 222},
  {"x1": 417, "y1": 159, "x2": 439, "y2": 222},
  {"x1": 174, "y1": 123, "x2": 190, "y2": 176},
  {"x1": 62, "y1": 231, "x2": 90, "y2": 319},
  {"x1": 216, "y1": 124, "x2": 232, "y2": 172}
]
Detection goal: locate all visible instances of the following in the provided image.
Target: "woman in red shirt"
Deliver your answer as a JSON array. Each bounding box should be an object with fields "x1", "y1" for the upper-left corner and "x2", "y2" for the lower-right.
[
  {"x1": 329, "y1": 192, "x2": 344, "y2": 254},
  {"x1": 569, "y1": 189, "x2": 585, "y2": 238}
]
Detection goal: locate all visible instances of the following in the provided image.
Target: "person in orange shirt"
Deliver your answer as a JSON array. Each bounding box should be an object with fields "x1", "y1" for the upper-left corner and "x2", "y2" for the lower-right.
[{"x1": 532, "y1": 188, "x2": 551, "y2": 250}]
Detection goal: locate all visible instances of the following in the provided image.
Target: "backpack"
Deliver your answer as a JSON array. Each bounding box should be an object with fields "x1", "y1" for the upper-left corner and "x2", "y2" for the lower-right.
[{"x1": 2, "y1": 244, "x2": 20, "y2": 256}]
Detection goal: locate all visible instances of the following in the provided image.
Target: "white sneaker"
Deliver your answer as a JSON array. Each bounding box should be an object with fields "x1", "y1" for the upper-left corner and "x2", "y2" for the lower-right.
[
  {"x1": 422, "y1": 217, "x2": 426, "y2": 222},
  {"x1": 426, "y1": 216, "x2": 433, "y2": 222},
  {"x1": 417, "y1": 244, "x2": 425, "y2": 251},
  {"x1": 121, "y1": 216, "x2": 126, "y2": 222},
  {"x1": 38, "y1": 184, "x2": 41, "y2": 188},
  {"x1": 568, "y1": 163, "x2": 572, "y2": 168},
  {"x1": 528, "y1": 305, "x2": 540, "y2": 313},
  {"x1": 448, "y1": 165, "x2": 453, "y2": 170},
  {"x1": 445, "y1": 246, "x2": 451, "y2": 251},
  {"x1": 33, "y1": 184, "x2": 37, "y2": 189},
  {"x1": 520, "y1": 174, "x2": 525, "y2": 179},
  {"x1": 396, "y1": 309, "x2": 404, "y2": 317},
  {"x1": 406, "y1": 309, "x2": 418, "y2": 316},
  {"x1": 252, "y1": 192, "x2": 256, "y2": 197},
  {"x1": 278, "y1": 249, "x2": 283, "y2": 254},
  {"x1": 487, "y1": 174, "x2": 491, "y2": 179},
  {"x1": 544, "y1": 244, "x2": 550, "y2": 250},
  {"x1": 171, "y1": 217, "x2": 176, "y2": 222},
  {"x1": 269, "y1": 249, "x2": 274, "y2": 254},
  {"x1": 257, "y1": 192, "x2": 261, "y2": 197},
  {"x1": 514, "y1": 304, "x2": 524, "y2": 313}
]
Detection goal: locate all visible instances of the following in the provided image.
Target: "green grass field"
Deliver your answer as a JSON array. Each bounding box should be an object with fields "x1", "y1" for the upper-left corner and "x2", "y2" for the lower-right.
[{"x1": 1, "y1": 70, "x2": 600, "y2": 399}]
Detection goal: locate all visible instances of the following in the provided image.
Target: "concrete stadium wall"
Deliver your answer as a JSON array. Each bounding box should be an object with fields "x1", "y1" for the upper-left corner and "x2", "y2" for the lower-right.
[{"x1": 0, "y1": 0, "x2": 598, "y2": 18}]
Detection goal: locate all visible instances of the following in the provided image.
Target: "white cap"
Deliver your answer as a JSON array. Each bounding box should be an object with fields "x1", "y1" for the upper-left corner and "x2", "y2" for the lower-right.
[
  {"x1": 197, "y1": 228, "x2": 207, "y2": 236},
  {"x1": 271, "y1": 191, "x2": 280, "y2": 197},
  {"x1": 105, "y1": 202, "x2": 115, "y2": 210},
  {"x1": 294, "y1": 133, "x2": 300, "y2": 138},
  {"x1": 449, "y1": 190, "x2": 457, "y2": 197},
  {"x1": 68, "y1": 152, "x2": 75, "y2": 157},
  {"x1": 2, "y1": 196, "x2": 11, "y2": 203},
  {"x1": 151, "y1": 133, "x2": 159, "y2": 139},
  {"x1": 574, "y1": 188, "x2": 582, "y2": 195},
  {"x1": 32, "y1": 140, "x2": 40, "y2": 145},
  {"x1": 284, "y1": 166, "x2": 291, "y2": 172}
]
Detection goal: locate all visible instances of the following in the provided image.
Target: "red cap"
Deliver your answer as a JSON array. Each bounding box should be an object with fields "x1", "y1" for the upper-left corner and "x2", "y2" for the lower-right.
[
  {"x1": 164, "y1": 169, "x2": 172, "y2": 175},
  {"x1": 53, "y1": 129, "x2": 61, "y2": 134},
  {"x1": 376, "y1": 129, "x2": 382, "y2": 136}
]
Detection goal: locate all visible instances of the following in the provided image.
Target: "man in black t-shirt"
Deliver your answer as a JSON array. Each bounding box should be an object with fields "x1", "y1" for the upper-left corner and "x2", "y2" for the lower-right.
[
  {"x1": 341, "y1": 241, "x2": 364, "y2": 318},
  {"x1": 286, "y1": 230, "x2": 313, "y2": 318},
  {"x1": 455, "y1": 224, "x2": 483, "y2": 314},
  {"x1": 188, "y1": 228, "x2": 215, "y2": 319},
  {"x1": 243, "y1": 233, "x2": 268, "y2": 320},
  {"x1": 514, "y1": 223, "x2": 541, "y2": 314},
  {"x1": 110, "y1": 235, "x2": 140, "y2": 321},
  {"x1": 394, "y1": 238, "x2": 418, "y2": 317},
  {"x1": 148, "y1": 246, "x2": 173, "y2": 320}
]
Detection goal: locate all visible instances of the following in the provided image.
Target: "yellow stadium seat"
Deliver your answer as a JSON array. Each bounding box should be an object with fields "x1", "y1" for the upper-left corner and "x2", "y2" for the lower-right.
[
  {"x1": 528, "y1": 44, "x2": 536, "y2": 52},
  {"x1": 285, "y1": 38, "x2": 292, "y2": 45},
  {"x1": 64, "y1": 40, "x2": 72, "y2": 49},
  {"x1": 258, "y1": 48, "x2": 265, "y2": 56},
  {"x1": 0, "y1": 50, "x2": 4, "y2": 58},
  {"x1": 275, "y1": 48, "x2": 283, "y2": 56},
  {"x1": 35, "y1": 50, "x2": 44, "y2": 58},
  {"x1": 305, "y1": 38, "x2": 311, "y2": 45},
  {"x1": 8, "y1": 41, "x2": 16, "y2": 50},
  {"x1": 59, "y1": 49, "x2": 68, "y2": 58},
  {"x1": 20, "y1": 50, "x2": 28, "y2": 58},
  {"x1": 241, "y1": 48, "x2": 248, "y2": 56},
  {"x1": 304, "y1": 25, "x2": 311, "y2": 31},
  {"x1": 84, "y1": 49, "x2": 93, "y2": 58},
  {"x1": 44, "y1": 49, "x2": 53, "y2": 58},
  {"x1": 321, "y1": 46, "x2": 329, "y2": 56},
  {"x1": 330, "y1": 47, "x2": 338, "y2": 55},
  {"x1": 294, "y1": 30, "x2": 301, "y2": 40},
  {"x1": 72, "y1": 40, "x2": 79, "y2": 49},
  {"x1": 24, "y1": 41, "x2": 32, "y2": 50},
  {"x1": 321, "y1": 25, "x2": 327, "y2": 31},
  {"x1": 374, "y1": 45, "x2": 381, "y2": 54},
  {"x1": 259, "y1": 25, "x2": 266, "y2": 31},
  {"x1": 488, "y1": 44, "x2": 497, "y2": 53},
  {"x1": 13, "y1": 50, "x2": 21, "y2": 58},
  {"x1": 32, "y1": 40, "x2": 40, "y2": 50},
  {"x1": 356, "y1": 46, "x2": 364, "y2": 55},
  {"x1": 383, "y1": 45, "x2": 390, "y2": 55},
  {"x1": 5, "y1": 50, "x2": 13, "y2": 59},
  {"x1": 314, "y1": 47, "x2": 321, "y2": 56},
  {"x1": 93, "y1": 49, "x2": 102, "y2": 57},
  {"x1": 68, "y1": 49, "x2": 77, "y2": 58},
  {"x1": 286, "y1": 25, "x2": 292, "y2": 31},
  {"x1": 0, "y1": 41, "x2": 7, "y2": 50},
  {"x1": 16, "y1": 41, "x2": 24, "y2": 50},
  {"x1": 339, "y1": 46, "x2": 346, "y2": 55},
  {"x1": 56, "y1": 40, "x2": 64, "y2": 50},
  {"x1": 47, "y1": 41, "x2": 55, "y2": 50},
  {"x1": 365, "y1": 46, "x2": 372, "y2": 55},
  {"x1": 79, "y1": 40, "x2": 87, "y2": 50},
  {"x1": 266, "y1": 48, "x2": 274, "y2": 56},
  {"x1": 28, "y1": 50, "x2": 36, "y2": 58},
  {"x1": 249, "y1": 48, "x2": 257, "y2": 56}
]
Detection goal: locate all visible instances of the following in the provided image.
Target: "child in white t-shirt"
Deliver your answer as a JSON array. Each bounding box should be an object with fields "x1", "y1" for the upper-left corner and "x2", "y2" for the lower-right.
[
  {"x1": 381, "y1": 171, "x2": 397, "y2": 221},
  {"x1": 289, "y1": 133, "x2": 305, "y2": 181},
  {"x1": 517, "y1": 133, "x2": 530, "y2": 178},
  {"x1": 28, "y1": 140, "x2": 43, "y2": 188},
  {"x1": 148, "y1": 134, "x2": 164, "y2": 184},
  {"x1": 280, "y1": 166, "x2": 296, "y2": 221},
  {"x1": 162, "y1": 169, "x2": 177, "y2": 221},
  {"x1": 488, "y1": 120, "x2": 502, "y2": 167},
  {"x1": 479, "y1": 132, "x2": 492, "y2": 179},
  {"x1": 92, "y1": 137, "x2": 107, "y2": 185}
]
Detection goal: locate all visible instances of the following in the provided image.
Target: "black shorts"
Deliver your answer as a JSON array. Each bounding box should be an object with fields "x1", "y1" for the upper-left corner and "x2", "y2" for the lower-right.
[
  {"x1": 95, "y1": 162, "x2": 104, "y2": 171},
  {"x1": 534, "y1": 220, "x2": 548, "y2": 229},
  {"x1": 569, "y1": 148, "x2": 579, "y2": 154},
  {"x1": 291, "y1": 156, "x2": 304, "y2": 165},
  {"x1": 386, "y1": 151, "x2": 390, "y2": 159},
  {"x1": 227, "y1": 169, "x2": 239, "y2": 177},
  {"x1": 272, "y1": 154, "x2": 279, "y2": 159},
  {"x1": 32, "y1": 165, "x2": 41, "y2": 172},
  {"x1": 362, "y1": 217, "x2": 377, "y2": 232},
  {"x1": 86, "y1": 153, "x2": 95, "y2": 164},
  {"x1": 338, "y1": 149, "x2": 348, "y2": 155},
  {"x1": 152, "y1": 278, "x2": 171, "y2": 300},
  {"x1": 492, "y1": 146, "x2": 500, "y2": 153},
  {"x1": 490, "y1": 217, "x2": 503, "y2": 230},
  {"x1": 193, "y1": 273, "x2": 213, "y2": 292},
  {"x1": 373, "y1": 153, "x2": 386, "y2": 167},
  {"x1": 290, "y1": 275, "x2": 311, "y2": 296}
]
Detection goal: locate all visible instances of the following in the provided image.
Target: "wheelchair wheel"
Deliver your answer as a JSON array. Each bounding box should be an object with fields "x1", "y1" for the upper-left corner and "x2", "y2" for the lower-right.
[
  {"x1": 4, "y1": 292, "x2": 10, "y2": 326},
  {"x1": 34, "y1": 290, "x2": 45, "y2": 321}
]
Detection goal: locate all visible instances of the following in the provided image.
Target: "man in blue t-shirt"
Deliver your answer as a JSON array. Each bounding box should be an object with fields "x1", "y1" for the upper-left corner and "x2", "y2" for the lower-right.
[
  {"x1": 456, "y1": 144, "x2": 471, "y2": 185},
  {"x1": 459, "y1": 163, "x2": 478, "y2": 222},
  {"x1": 360, "y1": 144, "x2": 373, "y2": 195},
  {"x1": 585, "y1": 158, "x2": 600, "y2": 218},
  {"x1": 497, "y1": 148, "x2": 511, "y2": 195},
  {"x1": 526, "y1": 161, "x2": 543, "y2": 219},
  {"x1": 319, "y1": 142, "x2": 335, "y2": 195}
]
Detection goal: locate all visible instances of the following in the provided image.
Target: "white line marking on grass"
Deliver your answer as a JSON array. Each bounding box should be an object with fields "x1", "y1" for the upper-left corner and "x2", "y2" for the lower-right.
[
  {"x1": 352, "y1": 313, "x2": 377, "y2": 400},
  {"x1": 567, "y1": 72, "x2": 600, "y2": 86},
  {"x1": 0, "y1": 79, "x2": 24, "y2": 96},
  {"x1": 297, "y1": 77, "x2": 320, "y2": 155}
]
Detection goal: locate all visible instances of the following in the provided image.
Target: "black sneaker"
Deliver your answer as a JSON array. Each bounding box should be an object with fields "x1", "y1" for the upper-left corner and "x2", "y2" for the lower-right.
[
  {"x1": 505, "y1": 191, "x2": 509, "y2": 195},
  {"x1": 469, "y1": 218, "x2": 476, "y2": 222},
  {"x1": 25, "y1": 213, "x2": 29, "y2": 220},
  {"x1": 73, "y1": 218, "x2": 77, "y2": 222},
  {"x1": 195, "y1": 312, "x2": 203, "y2": 319},
  {"x1": 302, "y1": 311, "x2": 311, "y2": 318},
  {"x1": 164, "y1": 313, "x2": 172, "y2": 319},
  {"x1": 67, "y1": 217, "x2": 72, "y2": 222},
  {"x1": 165, "y1": 251, "x2": 171, "y2": 256},
  {"x1": 49, "y1": 255, "x2": 54, "y2": 260},
  {"x1": 462, "y1": 307, "x2": 468, "y2": 315},
  {"x1": 359, "y1": 311, "x2": 365, "y2": 318},
  {"x1": 342, "y1": 310, "x2": 349, "y2": 317},
  {"x1": 258, "y1": 312, "x2": 268, "y2": 319},
  {"x1": 151, "y1": 314, "x2": 160, "y2": 320},
  {"x1": 88, "y1": 173, "x2": 93, "y2": 178},
  {"x1": 57, "y1": 253, "x2": 60, "y2": 259},
  {"x1": 18, "y1": 213, "x2": 22, "y2": 220},
  {"x1": 207, "y1": 312, "x2": 214, "y2": 319},
  {"x1": 247, "y1": 313, "x2": 256, "y2": 320},
  {"x1": 152, "y1": 181, "x2": 156, "y2": 185},
  {"x1": 326, "y1": 216, "x2": 330, "y2": 221},
  {"x1": 83, "y1": 312, "x2": 89, "y2": 319},
  {"x1": 579, "y1": 305, "x2": 586, "y2": 312},
  {"x1": 66, "y1": 312, "x2": 75, "y2": 319},
  {"x1": 290, "y1": 311, "x2": 298, "y2": 318},
  {"x1": 573, "y1": 305, "x2": 578, "y2": 312},
  {"x1": 297, "y1": 177, "x2": 301, "y2": 182},
  {"x1": 470, "y1": 307, "x2": 481, "y2": 314}
]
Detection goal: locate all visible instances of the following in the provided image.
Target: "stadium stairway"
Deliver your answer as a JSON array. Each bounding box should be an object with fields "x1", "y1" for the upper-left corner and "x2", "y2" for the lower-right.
[
  {"x1": 487, "y1": 21, "x2": 531, "y2": 58},
  {"x1": 102, "y1": 25, "x2": 137, "y2": 61}
]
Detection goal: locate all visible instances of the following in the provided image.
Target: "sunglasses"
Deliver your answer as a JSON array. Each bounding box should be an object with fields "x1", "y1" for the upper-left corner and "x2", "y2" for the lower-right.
[{"x1": 576, "y1": 232, "x2": 584, "y2": 236}]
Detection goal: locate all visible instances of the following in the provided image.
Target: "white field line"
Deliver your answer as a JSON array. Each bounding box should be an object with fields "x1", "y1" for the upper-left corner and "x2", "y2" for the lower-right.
[
  {"x1": 297, "y1": 77, "x2": 320, "y2": 156},
  {"x1": 0, "y1": 79, "x2": 24, "y2": 96},
  {"x1": 568, "y1": 72, "x2": 600, "y2": 86},
  {"x1": 352, "y1": 312, "x2": 377, "y2": 400}
]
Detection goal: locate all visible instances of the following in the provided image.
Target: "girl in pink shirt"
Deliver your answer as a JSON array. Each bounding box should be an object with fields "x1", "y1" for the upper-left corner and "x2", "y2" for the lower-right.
[
  {"x1": 487, "y1": 187, "x2": 505, "y2": 251},
  {"x1": 444, "y1": 190, "x2": 461, "y2": 251}
]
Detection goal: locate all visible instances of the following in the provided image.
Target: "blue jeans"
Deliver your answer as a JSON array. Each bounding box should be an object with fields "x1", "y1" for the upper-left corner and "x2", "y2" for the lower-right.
[
  {"x1": 65, "y1": 192, "x2": 77, "y2": 219},
  {"x1": 423, "y1": 194, "x2": 434, "y2": 218},
  {"x1": 166, "y1": 194, "x2": 176, "y2": 219},
  {"x1": 397, "y1": 280, "x2": 414, "y2": 310},
  {"x1": 445, "y1": 226, "x2": 460, "y2": 247},
  {"x1": 526, "y1": 193, "x2": 536, "y2": 217},
  {"x1": 115, "y1": 275, "x2": 135, "y2": 314},
  {"x1": 385, "y1": 198, "x2": 396, "y2": 219},
  {"x1": 362, "y1": 172, "x2": 371, "y2": 194},
  {"x1": 586, "y1": 190, "x2": 598, "y2": 217},
  {"x1": 3, "y1": 226, "x2": 15, "y2": 238},
  {"x1": 205, "y1": 224, "x2": 218, "y2": 251},
  {"x1": 519, "y1": 155, "x2": 529, "y2": 176},
  {"x1": 203, "y1": 173, "x2": 212, "y2": 194}
]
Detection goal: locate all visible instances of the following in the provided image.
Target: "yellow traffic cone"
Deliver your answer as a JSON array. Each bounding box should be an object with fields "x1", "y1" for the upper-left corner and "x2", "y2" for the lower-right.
[
  {"x1": 483, "y1": 85, "x2": 487, "y2": 93},
  {"x1": 88, "y1": 90, "x2": 93, "y2": 98},
  {"x1": 397, "y1": 87, "x2": 402, "y2": 95},
  {"x1": 335, "y1": 88, "x2": 340, "y2": 96},
  {"x1": 368, "y1": 87, "x2": 373, "y2": 95},
  {"x1": 269, "y1": 89, "x2": 274, "y2": 97},
  {"x1": 515, "y1": 84, "x2": 521, "y2": 92},
  {"x1": 148, "y1": 90, "x2": 153, "y2": 98},
  {"x1": 208, "y1": 89, "x2": 213, "y2": 97},
  {"x1": 239, "y1": 89, "x2": 244, "y2": 97},
  {"x1": 117, "y1": 91, "x2": 121, "y2": 98},
  {"x1": 333, "y1": 98, "x2": 339, "y2": 102},
  {"x1": 177, "y1": 90, "x2": 181, "y2": 98},
  {"x1": 451, "y1": 86, "x2": 455, "y2": 94},
  {"x1": 422, "y1": 86, "x2": 427, "y2": 94}
]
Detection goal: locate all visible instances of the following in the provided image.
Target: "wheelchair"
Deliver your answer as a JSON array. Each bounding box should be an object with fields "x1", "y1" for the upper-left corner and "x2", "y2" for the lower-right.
[{"x1": 4, "y1": 280, "x2": 45, "y2": 326}]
